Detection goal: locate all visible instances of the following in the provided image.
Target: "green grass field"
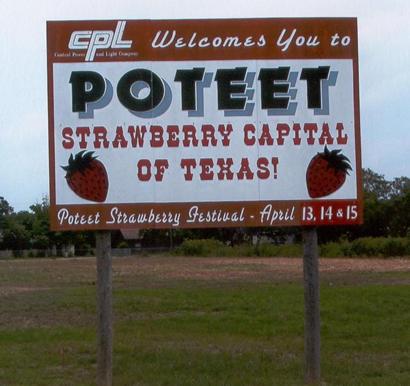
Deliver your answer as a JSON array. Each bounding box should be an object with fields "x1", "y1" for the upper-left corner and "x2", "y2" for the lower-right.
[{"x1": 0, "y1": 257, "x2": 409, "y2": 385}]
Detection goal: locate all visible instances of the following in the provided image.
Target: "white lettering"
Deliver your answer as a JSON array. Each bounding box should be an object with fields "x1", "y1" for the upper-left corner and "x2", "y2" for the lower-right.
[
  {"x1": 151, "y1": 30, "x2": 266, "y2": 50},
  {"x1": 276, "y1": 28, "x2": 320, "y2": 52},
  {"x1": 107, "y1": 207, "x2": 180, "y2": 227},
  {"x1": 69, "y1": 21, "x2": 132, "y2": 61},
  {"x1": 152, "y1": 30, "x2": 176, "y2": 48},
  {"x1": 187, "y1": 206, "x2": 245, "y2": 224},
  {"x1": 259, "y1": 204, "x2": 295, "y2": 225},
  {"x1": 57, "y1": 208, "x2": 100, "y2": 226}
]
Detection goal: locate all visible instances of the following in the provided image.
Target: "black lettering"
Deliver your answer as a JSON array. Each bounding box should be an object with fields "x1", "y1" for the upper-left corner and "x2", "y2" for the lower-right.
[
  {"x1": 258, "y1": 67, "x2": 290, "y2": 109},
  {"x1": 174, "y1": 68, "x2": 205, "y2": 110},
  {"x1": 117, "y1": 69, "x2": 164, "y2": 112},
  {"x1": 300, "y1": 66, "x2": 330, "y2": 109},
  {"x1": 70, "y1": 71, "x2": 105, "y2": 112},
  {"x1": 215, "y1": 67, "x2": 247, "y2": 110}
]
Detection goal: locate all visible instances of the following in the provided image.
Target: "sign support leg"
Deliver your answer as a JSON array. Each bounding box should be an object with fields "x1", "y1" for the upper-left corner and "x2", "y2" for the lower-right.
[
  {"x1": 96, "y1": 231, "x2": 112, "y2": 386},
  {"x1": 303, "y1": 227, "x2": 320, "y2": 384}
]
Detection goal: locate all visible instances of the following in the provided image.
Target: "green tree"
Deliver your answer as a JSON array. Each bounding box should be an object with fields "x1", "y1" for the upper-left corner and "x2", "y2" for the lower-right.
[
  {"x1": 0, "y1": 197, "x2": 14, "y2": 245},
  {"x1": 1, "y1": 216, "x2": 31, "y2": 250},
  {"x1": 389, "y1": 190, "x2": 410, "y2": 236},
  {"x1": 0, "y1": 196, "x2": 13, "y2": 217},
  {"x1": 0, "y1": 196, "x2": 14, "y2": 232},
  {"x1": 360, "y1": 169, "x2": 409, "y2": 238},
  {"x1": 362, "y1": 168, "x2": 392, "y2": 200},
  {"x1": 29, "y1": 197, "x2": 51, "y2": 249},
  {"x1": 390, "y1": 176, "x2": 410, "y2": 198}
]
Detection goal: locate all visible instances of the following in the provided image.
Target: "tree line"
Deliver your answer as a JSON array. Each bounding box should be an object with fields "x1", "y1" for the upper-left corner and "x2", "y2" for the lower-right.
[{"x1": 0, "y1": 169, "x2": 409, "y2": 253}]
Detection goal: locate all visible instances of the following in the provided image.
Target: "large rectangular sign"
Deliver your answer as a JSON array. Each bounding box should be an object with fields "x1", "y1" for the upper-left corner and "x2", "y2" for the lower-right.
[{"x1": 47, "y1": 18, "x2": 362, "y2": 230}]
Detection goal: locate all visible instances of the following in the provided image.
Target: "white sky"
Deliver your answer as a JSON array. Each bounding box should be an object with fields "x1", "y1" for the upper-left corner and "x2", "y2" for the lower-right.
[{"x1": 0, "y1": 0, "x2": 409, "y2": 211}]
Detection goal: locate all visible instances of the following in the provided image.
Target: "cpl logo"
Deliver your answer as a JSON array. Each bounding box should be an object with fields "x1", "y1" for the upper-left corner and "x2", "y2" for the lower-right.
[{"x1": 68, "y1": 21, "x2": 132, "y2": 61}]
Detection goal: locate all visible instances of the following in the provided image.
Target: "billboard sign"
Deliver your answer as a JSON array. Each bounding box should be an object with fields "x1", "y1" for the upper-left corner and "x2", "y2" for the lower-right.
[{"x1": 47, "y1": 18, "x2": 362, "y2": 230}]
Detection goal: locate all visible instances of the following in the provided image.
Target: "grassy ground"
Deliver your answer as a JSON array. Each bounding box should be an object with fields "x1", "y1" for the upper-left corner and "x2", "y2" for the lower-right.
[{"x1": 0, "y1": 256, "x2": 409, "y2": 385}]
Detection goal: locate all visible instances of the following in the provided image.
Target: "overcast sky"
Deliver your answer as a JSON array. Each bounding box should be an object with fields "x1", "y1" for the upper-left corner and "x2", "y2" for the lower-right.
[{"x1": 0, "y1": 0, "x2": 409, "y2": 211}]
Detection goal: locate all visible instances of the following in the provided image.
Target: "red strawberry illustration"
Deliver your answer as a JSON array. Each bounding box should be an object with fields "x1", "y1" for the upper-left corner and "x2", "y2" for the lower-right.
[
  {"x1": 306, "y1": 146, "x2": 352, "y2": 198},
  {"x1": 62, "y1": 151, "x2": 109, "y2": 202}
]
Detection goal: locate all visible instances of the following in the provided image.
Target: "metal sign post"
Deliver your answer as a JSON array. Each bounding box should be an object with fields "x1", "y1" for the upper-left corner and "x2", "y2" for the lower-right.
[
  {"x1": 96, "y1": 231, "x2": 113, "y2": 386},
  {"x1": 303, "y1": 227, "x2": 320, "y2": 383}
]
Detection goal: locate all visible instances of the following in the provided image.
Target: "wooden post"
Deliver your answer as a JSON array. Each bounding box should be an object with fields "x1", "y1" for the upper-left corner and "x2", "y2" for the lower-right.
[
  {"x1": 96, "y1": 231, "x2": 112, "y2": 386},
  {"x1": 303, "y1": 227, "x2": 320, "y2": 384}
]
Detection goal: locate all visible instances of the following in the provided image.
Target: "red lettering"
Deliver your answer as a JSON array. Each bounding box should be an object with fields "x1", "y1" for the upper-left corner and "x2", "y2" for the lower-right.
[
  {"x1": 336, "y1": 122, "x2": 348, "y2": 144},
  {"x1": 62, "y1": 127, "x2": 74, "y2": 149},
  {"x1": 128, "y1": 125, "x2": 146, "y2": 147},
  {"x1": 137, "y1": 159, "x2": 151, "y2": 181},
  {"x1": 180, "y1": 159, "x2": 196, "y2": 181},
  {"x1": 201, "y1": 125, "x2": 217, "y2": 146},
  {"x1": 276, "y1": 123, "x2": 290, "y2": 145},
  {"x1": 182, "y1": 125, "x2": 199, "y2": 147},
  {"x1": 216, "y1": 158, "x2": 234, "y2": 180},
  {"x1": 154, "y1": 159, "x2": 169, "y2": 181},
  {"x1": 271, "y1": 157, "x2": 278, "y2": 179},
  {"x1": 150, "y1": 125, "x2": 164, "y2": 147},
  {"x1": 303, "y1": 123, "x2": 318, "y2": 145},
  {"x1": 112, "y1": 126, "x2": 128, "y2": 148},
  {"x1": 167, "y1": 125, "x2": 180, "y2": 147},
  {"x1": 76, "y1": 126, "x2": 90, "y2": 149},
  {"x1": 199, "y1": 158, "x2": 214, "y2": 180},
  {"x1": 256, "y1": 157, "x2": 270, "y2": 179},
  {"x1": 218, "y1": 124, "x2": 233, "y2": 146},
  {"x1": 243, "y1": 124, "x2": 256, "y2": 146},
  {"x1": 237, "y1": 158, "x2": 254, "y2": 180},
  {"x1": 93, "y1": 126, "x2": 109, "y2": 148},
  {"x1": 258, "y1": 124, "x2": 274, "y2": 145},
  {"x1": 293, "y1": 123, "x2": 302, "y2": 145},
  {"x1": 319, "y1": 123, "x2": 334, "y2": 145}
]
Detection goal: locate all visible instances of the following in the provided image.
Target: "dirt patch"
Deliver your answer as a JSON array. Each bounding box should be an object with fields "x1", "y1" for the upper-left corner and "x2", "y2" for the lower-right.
[
  {"x1": 1, "y1": 256, "x2": 409, "y2": 293},
  {"x1": 113, "y1": 256, "x2": 410, "y2": 282},
  {"x1": 319, "y1": 258, "x2": 410, "y2": 273},
  {"x1": 0, "y1": 286, "x2": 51, "y2": 297}
]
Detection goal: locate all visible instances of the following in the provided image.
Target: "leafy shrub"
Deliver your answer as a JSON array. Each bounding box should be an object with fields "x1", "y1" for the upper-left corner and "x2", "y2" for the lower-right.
[
  {"x1": 321, "y1": 237, "x2": 410, "y2": 258},
  {"x1": 320, "y1": 242, "x2": 344, "y2": 258},
  {"x1": 381, "y1": 238, "x2": 410, "y2": 257},
  {"x1": 175, "y1": 237, "x2": 410, "y2": 258},
  {"x1": 174, "y1": 239, "x2": 303, "y2": 257},
  {"x1": 256, "y1": 243, "x2": 302, "y2": 257},
  {"x1": 350, "y1": 237, "x2": 382, "y2": 257}
]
